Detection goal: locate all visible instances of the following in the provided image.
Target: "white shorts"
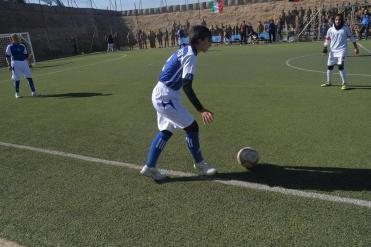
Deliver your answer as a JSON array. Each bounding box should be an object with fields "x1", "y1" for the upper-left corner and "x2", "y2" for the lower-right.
[
  {"x1": 327, "y1": 52, "x2": 346, "y2": 66},
  {"x1": 107, "y1": 43, "x2": 114, "y2": 49},
  {"x1": 152, "y1": 82, "x2": 194, "y2": 133},
  {"x1": 11, "y1": 60, "x2": 32, "y2": 81}
]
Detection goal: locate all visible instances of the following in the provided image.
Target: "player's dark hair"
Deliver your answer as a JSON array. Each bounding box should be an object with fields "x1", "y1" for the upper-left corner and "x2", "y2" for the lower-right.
[{"x1": 189, "y1": 25, "x2": 212, "y2": 46}]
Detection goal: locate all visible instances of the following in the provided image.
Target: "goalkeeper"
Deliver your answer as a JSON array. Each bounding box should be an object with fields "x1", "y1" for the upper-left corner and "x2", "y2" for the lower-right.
[{"x1": 5, "y1": 33, "x2": 38, "y2": 98}]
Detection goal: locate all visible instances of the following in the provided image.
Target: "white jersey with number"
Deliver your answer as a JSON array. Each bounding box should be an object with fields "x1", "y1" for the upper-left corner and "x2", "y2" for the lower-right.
[{"x1": 324, "y1": 25, "x2": 355, "y2": 57}]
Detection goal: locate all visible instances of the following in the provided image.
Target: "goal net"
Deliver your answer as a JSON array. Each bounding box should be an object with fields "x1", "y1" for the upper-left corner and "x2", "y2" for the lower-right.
[{"x1": 0, "y1": 32, "x2": 36, "y2": 68}]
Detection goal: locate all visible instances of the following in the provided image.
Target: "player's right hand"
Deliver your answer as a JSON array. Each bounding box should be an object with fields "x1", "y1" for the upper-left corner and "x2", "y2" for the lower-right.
[
  {"x1": 322, "y1": 46, "x2": 328, "y2": 54},
  {"x1": 200, "y1": 109, "x2": 214, "y2": 124}
]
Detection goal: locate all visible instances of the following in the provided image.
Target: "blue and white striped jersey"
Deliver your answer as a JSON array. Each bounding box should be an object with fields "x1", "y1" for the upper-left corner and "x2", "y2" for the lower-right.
[
  {"x1": 159, "y1": 45, "x2": 197, "y2": 90},
  {"x1": 5, "y1": 43, "x2": 28, "y2": 61}
]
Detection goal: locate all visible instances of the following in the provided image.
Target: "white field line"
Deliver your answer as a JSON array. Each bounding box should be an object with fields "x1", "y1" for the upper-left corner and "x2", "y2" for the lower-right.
[
  {"x1": 285, "y1": 53, "x2": 371, "y2": 77},
  {"x1": 0, "y1": 54, "x2": 128, "y2": 83},
  {"x1": 358, "y1": 42, "x2": 371, "y2": 54},
  {"x1": 0, "y1": 141, "x2": 370, "y2": 209}
]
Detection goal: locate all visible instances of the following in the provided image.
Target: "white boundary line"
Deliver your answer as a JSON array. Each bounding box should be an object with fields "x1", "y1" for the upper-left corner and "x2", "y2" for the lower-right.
[
  {"x1": 0, "y1": 141, "x2": 370, "y2": 209},
  {"x1": 285, "y1": 53, "x2": 371, "y2": 77},
  {"x1": 0, "y1": 54, "x2": 128, "y2": 84},
  {"x1": 358, "y1": 42, "x2": 371, "y2": 54}
]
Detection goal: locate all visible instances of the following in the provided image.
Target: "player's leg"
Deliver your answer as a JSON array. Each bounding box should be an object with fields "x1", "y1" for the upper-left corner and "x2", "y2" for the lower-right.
[
  {"x1": 183, "y1": 121, "x2": 217, "y2": 176},
  {"x1": 11, "y1": 63, "x2": 22, "y2": 98},
  {"x1": 22, "y1": 62, "x2": 37, "y2": 96},
  {"x1": 322, "y1": 54, "x2": 335, "y2": 87},
  {"x1": 141, "y1": 123, "x2": 173, "y2": 181},
  {"x1": 337, "y1": 57, "x2": 347, "y2": 90}
]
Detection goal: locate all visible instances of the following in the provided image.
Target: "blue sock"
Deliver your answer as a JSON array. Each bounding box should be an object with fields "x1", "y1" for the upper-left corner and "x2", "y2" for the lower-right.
[
  {"x1": 185, "y1": 131, "x2": 203, "y2": 163},
  {"x1": 146, "y1": 131, "x2": 172, "y2": 168},
  {"x1": 26, "y1": 78, "x2": 35, "y2": 92},
  {"x1": 14, "y1": 81, "x2": 20, "y2": 93}
]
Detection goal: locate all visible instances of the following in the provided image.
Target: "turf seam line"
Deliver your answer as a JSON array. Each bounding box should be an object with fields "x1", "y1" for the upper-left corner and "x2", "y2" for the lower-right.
[{"x1": 1, "y1": 141, "x2": 370, "y2": 209}]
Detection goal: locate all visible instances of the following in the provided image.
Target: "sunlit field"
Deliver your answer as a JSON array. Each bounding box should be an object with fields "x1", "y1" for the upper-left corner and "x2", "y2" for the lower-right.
[{"x1": 0, "y1": 41, "x2": 370, "y2": 246}]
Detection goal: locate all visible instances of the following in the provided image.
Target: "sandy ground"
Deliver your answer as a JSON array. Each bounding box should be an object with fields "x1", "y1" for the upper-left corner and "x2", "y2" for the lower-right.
[
  {"x1": 123, "y1": 0, "x2": 362, "y2": 31},
  {"x1": 0, "y1": 238, "x2": 24, "y2": 247}
]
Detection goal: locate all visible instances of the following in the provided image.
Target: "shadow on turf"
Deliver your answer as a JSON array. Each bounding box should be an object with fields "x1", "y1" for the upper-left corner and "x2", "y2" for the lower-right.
[
  {"x1": 347, "y1": 85, "x2": 371, "y2": 90},
  {"x1": 160, "y1": 164, "x2": 371, "y2": 191},
  {"x1": 40, "y1": 92, "x2": 112, "y2": 98},
  {"x1": 33, "y1": 62, "x2": 73, "y2": 68}
]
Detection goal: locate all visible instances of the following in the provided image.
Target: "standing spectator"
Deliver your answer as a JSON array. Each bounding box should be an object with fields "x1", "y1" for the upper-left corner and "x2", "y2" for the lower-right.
[
  {"x1": 257, "y1": 21, "x2": 264, "y2": 36},
  {"x1": 142, "y1": 31, "x2": 148, "y2": 49},
  {"x1": 268, "y1": 19, "x2": 276, "y2": 42},
  {"x1": 240, "y1": 21, "x2": 247, "y2": 44},
  {"x1": 359, "y1": 9, "x2": 370, "y2": 40},
  {"x1": 127, "y1": 30, "x2": 135, "y2": 50},
  {"x1": 106, "y1": 33, "x2": 114, "y2": 52},
  {"x1": 171, "y1": 28, "x2": 176, "y2": 47},
  {"x1": 71, "y1": 36, "x2": 78, "y2": 55},
  {"x1": 5, "y1": 33, "x2": 39, "y2": 98},
  {"x1": 164, "y1": 28, "x2": 169, "y2": 48},
  {"x1": 201, "y1": 18, "x2": 207, "y2": 27},
  {"x1": 114, "y1": 32, "x2": 120, "y2": 51},
  {"x1": 149, "y1": 30, "x2": 156, "y2": 48},
  {"x1": 177, "y1": 26, "x2": 188, "y2": 48},
  {"x1": 157, "y1": 29, "x2": 163, "y2": 48}
]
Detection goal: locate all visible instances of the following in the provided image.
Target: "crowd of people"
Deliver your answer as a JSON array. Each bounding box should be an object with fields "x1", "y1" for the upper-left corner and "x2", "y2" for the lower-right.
[{"x1": 103, "y1": 3, "x2": 370, "y2": 51}]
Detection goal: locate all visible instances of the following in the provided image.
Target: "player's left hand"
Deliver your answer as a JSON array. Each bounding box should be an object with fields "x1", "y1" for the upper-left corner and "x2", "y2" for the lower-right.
[{"x1": 200, "y1": 109, "x2": 214, "y2": 124}]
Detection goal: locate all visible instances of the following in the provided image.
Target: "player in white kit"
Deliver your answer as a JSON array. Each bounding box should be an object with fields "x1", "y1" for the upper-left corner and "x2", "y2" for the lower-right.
[
  {"x1": 321, "y1": 14, "x2": 359, "y2": 90},
  {"x1": 5, "y1": 34, "x2": 38, "y2": 98},
  {"x1": 140, "y1": 25, "x2": 217, "y2": 181}
]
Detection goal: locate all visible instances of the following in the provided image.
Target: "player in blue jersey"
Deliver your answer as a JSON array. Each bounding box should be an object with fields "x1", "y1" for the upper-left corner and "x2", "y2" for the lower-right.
[
  {"x1": 5, "y1": 34, "x2": 38, "y2": 98},
  {"x1": 141, "y1": 25, "x2": 216, "y2": 181}
]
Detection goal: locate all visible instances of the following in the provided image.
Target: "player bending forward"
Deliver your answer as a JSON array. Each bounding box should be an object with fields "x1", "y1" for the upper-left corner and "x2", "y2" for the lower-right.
[
  {"x1": 5, "y1": 34, "x2": 38, "y2": 98},
  {"x1": 321, "y1": 14, "x2": 359, "y2": 90},
  {"x1": 141, "y1": 25, "x2": 217, "y2": 181}
]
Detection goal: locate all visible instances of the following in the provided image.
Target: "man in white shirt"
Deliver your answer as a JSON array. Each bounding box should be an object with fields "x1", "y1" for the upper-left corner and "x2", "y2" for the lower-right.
[{"x1": 321, "y1": 14, "x2": 359, "y2": 90}]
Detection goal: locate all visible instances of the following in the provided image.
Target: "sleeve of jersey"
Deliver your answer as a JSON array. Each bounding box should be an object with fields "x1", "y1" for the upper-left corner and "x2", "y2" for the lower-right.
[
  {"x1": 5, "y1": 45, "x2": 11, "y2": 57},
  {"x1": 182, "y1": 79, "x2": 204, "y2": 112},
  {"x1": 324, "y1": 29, "x2": 331, "y2": 46},
  {"x1": 22, "y1": 44, "x2": 29, "y2": 57},
  {"x1": 182, "y1": 53, "x2": 196, "y2": 81}
]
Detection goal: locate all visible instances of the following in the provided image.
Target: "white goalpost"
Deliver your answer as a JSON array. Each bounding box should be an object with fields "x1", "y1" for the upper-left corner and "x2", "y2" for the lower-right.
[{"x1": 0, "y1": 32, "x2": 36, "y2": 68}]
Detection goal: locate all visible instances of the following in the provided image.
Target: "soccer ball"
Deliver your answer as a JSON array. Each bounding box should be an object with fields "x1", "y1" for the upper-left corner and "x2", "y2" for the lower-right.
[{"x1": 237, "y1": 147, "x2": 259, "y2": 169}]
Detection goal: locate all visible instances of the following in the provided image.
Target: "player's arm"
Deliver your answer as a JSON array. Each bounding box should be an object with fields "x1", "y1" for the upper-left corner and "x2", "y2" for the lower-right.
[
  {"x1": 182, "y1": 79, "x2": 214, "y2": 124},
  {"x1": 323, "y1": 30, "x2": 330, "y2": 53},
  {"x1": 5, "y1": 46, "x2": 12, "y2": 71},
  {"x1": 22, "y1": 44, "x2": 32, "y2": 67},
  {"x1": 181, "y1": 53, "x2": 214, "y2": 124},
  {"x1": 347, "y1": 27, "x2": 359, "y2": 54}
]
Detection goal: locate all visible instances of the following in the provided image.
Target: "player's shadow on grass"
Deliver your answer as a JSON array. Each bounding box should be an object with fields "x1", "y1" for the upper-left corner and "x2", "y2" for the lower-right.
[
  {"x1": 347, "y1": 85, "x2": 371, "y2": 90},
  {"x1": 33, "y1": 62, "x2": 73, "y2": 69},
  {"x1": 162, "y1": 164, "x2": 371, "y2": 192},
  {"x1": 41, "y1": 92, "x2": 112, "y2": 98},
  {"x1": 348, "y1": 54, "x2": 371, "y2": 57}
]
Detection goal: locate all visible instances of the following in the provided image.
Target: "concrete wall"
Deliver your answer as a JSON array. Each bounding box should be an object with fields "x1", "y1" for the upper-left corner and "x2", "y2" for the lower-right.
[{"x1": 0, "y1": 2, "x2": 129, "y2": 60}]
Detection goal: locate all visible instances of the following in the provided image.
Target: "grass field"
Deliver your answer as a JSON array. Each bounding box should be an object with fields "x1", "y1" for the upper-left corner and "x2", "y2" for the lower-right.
[{"x1": 0, "y1": 41, "x2": 370, "y2": 246}]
